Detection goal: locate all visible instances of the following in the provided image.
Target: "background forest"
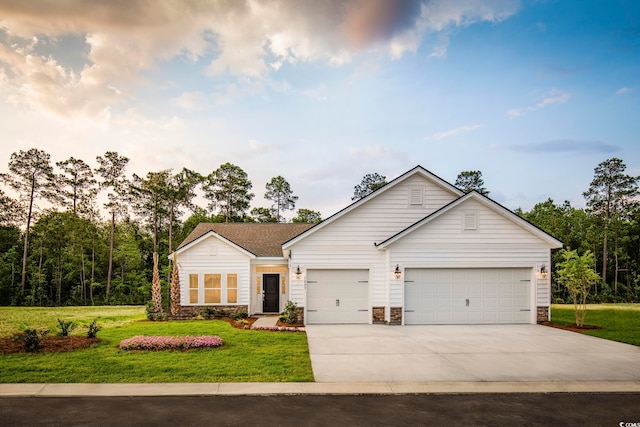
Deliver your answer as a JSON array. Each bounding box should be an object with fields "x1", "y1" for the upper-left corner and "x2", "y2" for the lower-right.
[{"x1": 0, "y1": 148, "x2": 638, "y2": 307}]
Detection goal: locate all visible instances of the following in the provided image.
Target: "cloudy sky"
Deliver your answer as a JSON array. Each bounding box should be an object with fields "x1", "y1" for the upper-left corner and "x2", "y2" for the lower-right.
[{"x1": 1, "y1": 0, "x2": 638, "y2": 218}]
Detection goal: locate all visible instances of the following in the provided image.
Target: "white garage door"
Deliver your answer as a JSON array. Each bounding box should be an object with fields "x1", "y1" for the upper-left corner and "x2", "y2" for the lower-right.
[
  {"x1": 306, "y1": 269, "x2": 369, "y2": 324},
  {"x1": 404, "y1": 268, "x2": 532, "y2": 324}
]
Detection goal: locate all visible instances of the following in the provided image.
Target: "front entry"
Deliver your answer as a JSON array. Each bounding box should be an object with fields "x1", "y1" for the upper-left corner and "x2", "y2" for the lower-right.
[{"x1": 262, "y1": 274, "x2": 280, "y2": 313}]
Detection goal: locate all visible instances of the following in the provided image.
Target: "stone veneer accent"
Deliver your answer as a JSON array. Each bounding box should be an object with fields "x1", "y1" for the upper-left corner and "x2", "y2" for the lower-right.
[
  {"x1": 389, "y1": 307, "x2": 402, "y2": 325},
  {"x1": 536, "y1": 306, "x2": 550, "y2": 323},
  {"x1": 173, "y1": 305, "x2": 249, "y2": 320},
  {"x1": 372, "y1": 307, "x2": 385, "y2": 324},
  {"x1": 295, "y1": 307, "x2": 304, "y2": 324}
]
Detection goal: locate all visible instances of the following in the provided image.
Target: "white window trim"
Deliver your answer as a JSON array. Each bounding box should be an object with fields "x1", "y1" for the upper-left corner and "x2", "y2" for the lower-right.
[{"x1": 186, "y1": 271, "x2": 240, "y2": 305}]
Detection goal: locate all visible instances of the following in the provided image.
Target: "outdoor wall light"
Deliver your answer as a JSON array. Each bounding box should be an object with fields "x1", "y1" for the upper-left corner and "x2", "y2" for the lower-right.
[
  {"x1": 539, "y1": 264, "x2": 548, "y2": 279},
  {"x1": 394, "y1": 264, "x2": 402, "y2": 280},
  {"x1": 295, "y1": 265, "x2": 303, "y2": 279}
]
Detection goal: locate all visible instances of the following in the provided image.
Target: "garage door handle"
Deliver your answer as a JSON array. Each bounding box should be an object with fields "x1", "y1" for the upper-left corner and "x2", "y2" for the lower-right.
[
  {"x1": 358, "y1": 309, "x2": 368, "y2": 312},
  {"x1": 336, "y1": 299, "x2": 340, "y2": 307},
  {"x1": 307, "y1": 309, "x2": 318, "y2": 312},
  {"x1": 520, "y1": 309, "x2": 531, "y2": 312},
  {"x1": 466, "y1": 298, "x2": 469, "y2": 307},
  {"x1": 404, "y1": 310, "x2": 415, "y2": 312}
]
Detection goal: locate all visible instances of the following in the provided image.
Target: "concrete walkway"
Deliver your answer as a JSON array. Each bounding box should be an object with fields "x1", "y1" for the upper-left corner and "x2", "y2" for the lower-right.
[
  {"x1": 251, "y1": 315, "x2": 279, "y2": 327},
  {"x1": 306, "y1": 324, "x2": 640, "y2": 382},
  {"x1": 1, "y1": 381, "x2": 640, "y2": 396}
]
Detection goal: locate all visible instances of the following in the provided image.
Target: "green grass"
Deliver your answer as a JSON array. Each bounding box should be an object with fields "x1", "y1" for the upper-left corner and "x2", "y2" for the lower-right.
[
  {"x1": 0, "y1": 306, "x2": 147, "y2": 336},
  {"x1": 0, "y1": 306, "x2": 314, "y2": 383},
  {"x1": 551, "y1": 304, "x2": 640, "y2": 346}
]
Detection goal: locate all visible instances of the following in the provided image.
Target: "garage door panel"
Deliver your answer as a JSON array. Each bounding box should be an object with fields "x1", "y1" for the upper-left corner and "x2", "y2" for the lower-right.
[
  {"x1": 405, "y1": 268, "x2": 532, "y2": 325},
  {"x1": 306, "y1": 269, "x2": 369, "y2": 324}
]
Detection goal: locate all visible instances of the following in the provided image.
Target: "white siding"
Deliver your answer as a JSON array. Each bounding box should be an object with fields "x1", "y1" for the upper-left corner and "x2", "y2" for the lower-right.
[
  {"x1": 289, "y1": 175, "x2": 459, "y2": 308},
  {"x1": 177, "y1": 235, "x2": 251, "y2": 306},
  {"x1": 387, "y1": 199, "x2": 552, "y2": 308}
]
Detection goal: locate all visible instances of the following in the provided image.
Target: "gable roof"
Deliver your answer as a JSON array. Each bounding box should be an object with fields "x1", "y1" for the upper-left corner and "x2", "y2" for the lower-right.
[
  {"x1": 176, "y1": 223, "x2": 315, "y2": 257},
  {"x1": 282, "y1": 165, "x2": 463, "y2": 249},
  {"x1": 375, "y1": 191, "x2": 564, "y2": 249}
]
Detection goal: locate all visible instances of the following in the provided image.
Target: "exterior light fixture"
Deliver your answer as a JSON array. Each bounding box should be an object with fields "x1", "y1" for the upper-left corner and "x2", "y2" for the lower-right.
[
  {"x1": 394, "y1": 264, "x2": 402, "y2": 280},
  {"x1": 295, "y1": 265, "x2": 302, "y2": 279},
  {"x1": 539, "y1": 264, "x2": 548, "y2": 279}
]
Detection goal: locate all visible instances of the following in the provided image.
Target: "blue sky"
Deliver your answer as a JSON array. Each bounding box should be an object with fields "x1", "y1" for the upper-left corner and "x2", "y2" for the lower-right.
[{"x1": 0, "y1": 0, "x2": 638, "y2": 218}]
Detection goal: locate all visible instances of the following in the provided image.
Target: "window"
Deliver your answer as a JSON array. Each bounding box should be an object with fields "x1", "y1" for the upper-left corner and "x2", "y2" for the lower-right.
[
  {"x1": 227, "y1": 274, "x2": 238, "y2": 303},
  {"x1": 204, "y1": 274, "x2": 221, "y2": 303},
  {"x1": 189, "y1": 274, "x2": 199, "y2": 304}
]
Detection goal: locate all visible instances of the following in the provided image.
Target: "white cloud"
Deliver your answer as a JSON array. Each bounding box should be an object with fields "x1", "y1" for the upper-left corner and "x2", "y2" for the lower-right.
[
  {"x1": 535, "y1": 89, "x2": 571, "y2": 108},
  {"x1": 616, "y1": 87, "x2": 632, "y2": 95},
  {"x1": 504, "y1": 108, "x2": 523, "y2": 118},
  {"x1": 0, "y1": 0, "x2": 520, "y2": 122},
  {"x1": 505, "y1": 88, "x2": 571, "y2": 119},
  {"x1": 425, "y1": 123, "x2": 483, "y2": 141},
  {"x1": 172, "y1": 91, "x2": 207, "y2": 110}
]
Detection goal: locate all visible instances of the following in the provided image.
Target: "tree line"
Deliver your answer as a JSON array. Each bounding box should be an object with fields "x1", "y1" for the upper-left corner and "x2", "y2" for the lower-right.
[
  {"x1": 350, "y1": 164, "x2": 640, "y2": 303},
  {"x1": 0, "y1": 150, "x2": 637, "y2": 306},
  {"x1": 0, "y1": 148, "x2": 321, "y2": 306}
]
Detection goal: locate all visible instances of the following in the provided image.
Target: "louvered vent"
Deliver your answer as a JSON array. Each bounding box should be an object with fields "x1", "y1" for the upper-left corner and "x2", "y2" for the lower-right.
[
  {"x1": 464, "y1": 212, "x2": 478, "y2": 230},
  {"x1": 409, "y1": 188, "x2": 423, "y2": 205}
]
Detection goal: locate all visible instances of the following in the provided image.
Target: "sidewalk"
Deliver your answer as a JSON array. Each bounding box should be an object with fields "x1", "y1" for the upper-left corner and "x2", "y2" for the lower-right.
[{"x1": 2, "y1": 381, "x2": 640, "y2": 397}]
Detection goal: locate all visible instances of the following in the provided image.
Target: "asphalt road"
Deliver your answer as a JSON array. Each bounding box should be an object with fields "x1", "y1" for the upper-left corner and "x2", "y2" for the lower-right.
[{"x1": 1, "y1": 393, "x2": 639, "y2": 426}]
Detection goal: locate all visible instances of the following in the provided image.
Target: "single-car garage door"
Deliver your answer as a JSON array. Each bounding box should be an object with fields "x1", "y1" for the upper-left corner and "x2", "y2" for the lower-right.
[
  {"x1": 404, "y1": 268, "x2": 532, "y2": 324},
  {"x1": 306, "y1": 269, "x2": 369, "y2": 324}
]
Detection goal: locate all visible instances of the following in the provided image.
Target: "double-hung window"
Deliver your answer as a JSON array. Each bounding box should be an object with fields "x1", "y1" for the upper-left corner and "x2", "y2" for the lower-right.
[
  {"x1": 204, "y1": 274, "x2": 221, "y2": 303},
  {"x1": 227, "y1": 274, "x2": 238, "y2": 303}
]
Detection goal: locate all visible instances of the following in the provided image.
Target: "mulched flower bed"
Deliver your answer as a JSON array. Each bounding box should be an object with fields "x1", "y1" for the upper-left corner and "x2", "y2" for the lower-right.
[
  {"x1": 276, "y1": 320, "x2": 304, "y2": 328},
  {"x1": 540, "y1": 321, "x2": 602, "y2": 333},
  {"x1": 0, "y1": 335, "x2": 100, "y2": 354}
]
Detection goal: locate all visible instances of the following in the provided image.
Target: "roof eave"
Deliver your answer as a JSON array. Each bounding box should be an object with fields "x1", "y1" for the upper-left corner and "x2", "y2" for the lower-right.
[
  {"x1": 170, "y1": 230, "x2": 257, "y2": 259},
  {"x1": 377, "y1": 191, "x2": 564, "y2": 249},
  {"x1": 283, "y1": 165, "x2": 463, "y2": 249}
]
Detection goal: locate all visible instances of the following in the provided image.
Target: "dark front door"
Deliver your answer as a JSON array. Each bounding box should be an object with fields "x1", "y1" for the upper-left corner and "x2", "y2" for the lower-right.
[{"x1": 263, "y1": 274, "x2": 280, "y2": 313}]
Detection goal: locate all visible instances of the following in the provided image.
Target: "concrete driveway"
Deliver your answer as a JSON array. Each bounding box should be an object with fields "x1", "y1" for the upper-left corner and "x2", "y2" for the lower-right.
[{"x1": 305, "y1": 324, "x2": 640, "y2": 382}]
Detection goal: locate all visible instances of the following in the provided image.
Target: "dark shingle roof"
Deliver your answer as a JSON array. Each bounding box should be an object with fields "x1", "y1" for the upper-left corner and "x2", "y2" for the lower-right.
[{"x1": 177, "y1": 223, "x2": 316, "y2": 257}]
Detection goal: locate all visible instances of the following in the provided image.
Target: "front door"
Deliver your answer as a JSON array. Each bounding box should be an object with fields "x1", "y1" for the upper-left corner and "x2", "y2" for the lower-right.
[{"x1": 263, "y1": 274, "x2": 280, "y2": 313}]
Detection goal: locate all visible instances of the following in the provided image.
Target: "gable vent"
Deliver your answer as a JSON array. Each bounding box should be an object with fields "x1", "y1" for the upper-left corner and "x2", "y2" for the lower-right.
[
  {"x1": 463, "y1": 212, "x2": 478, "y2": 230},
  {"x1": 409, "y1": 188, "x2": 424, "y2": 205}
]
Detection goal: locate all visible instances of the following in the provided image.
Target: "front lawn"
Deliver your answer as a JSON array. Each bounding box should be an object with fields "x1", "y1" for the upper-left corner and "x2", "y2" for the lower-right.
[
  {"x1": 0, "y1": 306, "x2": 313, "y2": 383},
  {"x1": 551, "y1": 304, "x2": 640, "y2": 346}
]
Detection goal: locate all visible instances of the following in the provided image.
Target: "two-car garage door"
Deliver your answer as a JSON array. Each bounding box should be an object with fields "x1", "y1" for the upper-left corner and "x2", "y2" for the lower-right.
[
  {"x1": 304, "y1": 268, "x2": 532, "y2": 325},
  {"x1": 306, "y1": 269, "x2": 369, "y2": 324},
  {"x1": 404, "y1": 268, "x2": 532, "y2": 324}
]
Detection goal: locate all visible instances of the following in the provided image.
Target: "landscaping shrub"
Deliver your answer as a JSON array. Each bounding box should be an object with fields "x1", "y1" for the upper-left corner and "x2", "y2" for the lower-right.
[
  {"x1": 86, "y1": 318, "x2": 102, "y2": 338},
  {"x1": 145, "y1": 299, "x2": 166, "y2": 320},
  {"x1": 203, "y1": 306, "x2": 217, "y2": 319},
  {"x1": 231, "y1": 310, "x2": 248, "y2": 320},
  {"x1": 279, "y1": 300, "x2": 299, "y2": 324},
  {"x1": 21, "y1": 328, "x2": 49, "y2": 352},
  {"x1": 56, "y1": 318, "x2": 78, "y2": 337},
  {"x1": 119, "y1": 335, "x2": 224, "y2": 351}
]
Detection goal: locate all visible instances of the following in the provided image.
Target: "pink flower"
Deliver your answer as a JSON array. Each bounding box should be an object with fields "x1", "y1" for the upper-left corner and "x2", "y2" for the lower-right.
[
  {"x1": 119, "y1": 335, "x2": 224, "y2": 350},
  {"x1": 250, "y1": 325, "x2": 301, "y2": 332}
]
